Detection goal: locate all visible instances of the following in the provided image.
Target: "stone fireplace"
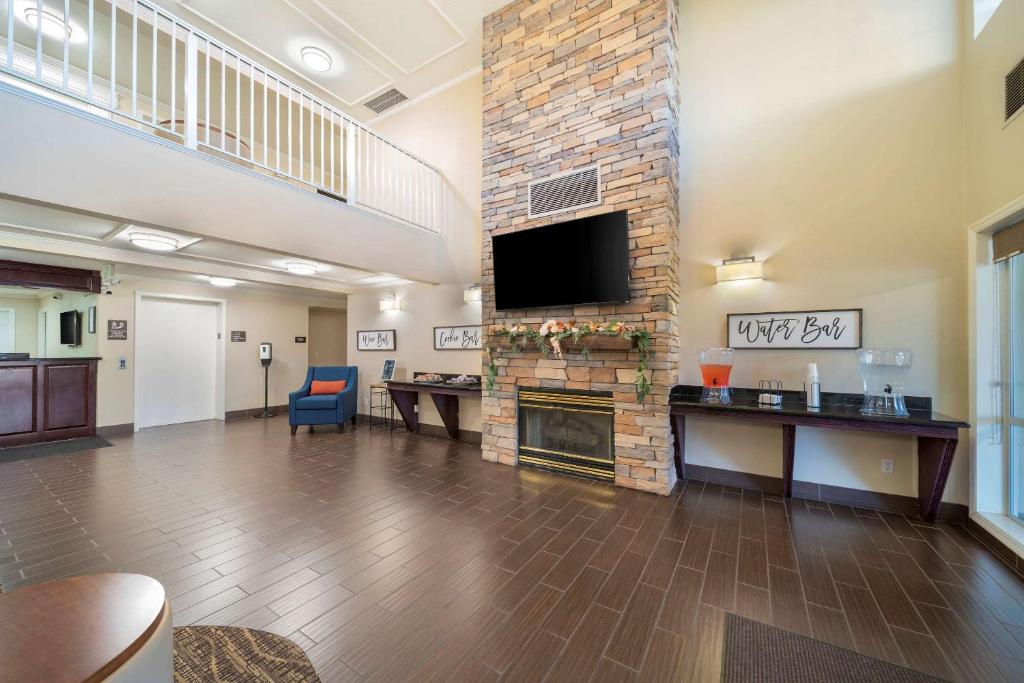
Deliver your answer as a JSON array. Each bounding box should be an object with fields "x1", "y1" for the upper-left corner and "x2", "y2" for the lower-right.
[
  {"x1": 517, "y1": 388, "x2": 615, "y2": 481},
  {"x1": 480, "y1": 0, "x2": 680, "y2": 495}
]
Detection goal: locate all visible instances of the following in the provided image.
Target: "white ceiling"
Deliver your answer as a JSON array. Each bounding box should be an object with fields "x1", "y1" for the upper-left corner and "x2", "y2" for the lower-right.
[
  {"x1": 0, "y1": 196, "x2": 414, "y2": 298},
  {"x1": 162, "y1": 0, "x2": 505, "y2": 119}
]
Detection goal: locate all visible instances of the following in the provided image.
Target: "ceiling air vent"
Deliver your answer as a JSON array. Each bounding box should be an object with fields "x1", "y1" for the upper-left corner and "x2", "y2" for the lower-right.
[
  {"x1": 1007, "y1": 54, "x2": 1024, "y2": 124},
  {"x1": 364, "y1": 88, "x2": 408, "y2": 114},
  {"x1": 528, "y1": 164, "x2": 602, "y2": 218}
]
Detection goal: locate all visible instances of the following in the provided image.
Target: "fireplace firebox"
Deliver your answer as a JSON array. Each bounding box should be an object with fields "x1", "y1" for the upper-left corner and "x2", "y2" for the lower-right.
[{"x1": 517, "y1": 388, "x2": 614, "y2": 481}]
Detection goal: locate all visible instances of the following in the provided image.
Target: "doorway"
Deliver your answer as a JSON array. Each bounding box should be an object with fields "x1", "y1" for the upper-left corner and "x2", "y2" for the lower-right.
[
  {"x1": 308, "y1": 307, "x2": 347, "y2": 366},
  {"x1": 134, "y1": 294, "x2": 225, "y2": 430}
]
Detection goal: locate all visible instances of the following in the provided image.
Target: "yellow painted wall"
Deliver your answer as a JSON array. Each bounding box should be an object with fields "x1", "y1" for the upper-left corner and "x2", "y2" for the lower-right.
[
  {"x1": 0, "y1": 295, "x2": 39, "y2": 354},
  {"x1": 676, "y1": 0, "x2": 969, "y2": 502}
]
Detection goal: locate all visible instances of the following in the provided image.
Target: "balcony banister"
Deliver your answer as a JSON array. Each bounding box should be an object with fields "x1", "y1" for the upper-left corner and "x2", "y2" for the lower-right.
[{"x1": 0, "y1": 0, "x2": 443, "y2": 233}]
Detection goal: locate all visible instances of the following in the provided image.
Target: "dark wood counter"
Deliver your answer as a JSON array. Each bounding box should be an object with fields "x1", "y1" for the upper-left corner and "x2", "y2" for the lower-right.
[
  {"x1": 669, "y1": 385, "x2": 969, "y2": 522},
  {"x1": 386, "y1": 380, "x2": 482, "y2": 439},
  {"x1": 0, "y1": 358, "x2": 100, "y2": 448}
]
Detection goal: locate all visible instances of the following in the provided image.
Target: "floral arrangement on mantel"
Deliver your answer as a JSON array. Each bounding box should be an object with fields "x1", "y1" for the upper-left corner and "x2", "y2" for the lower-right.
[{"x1": 485, "y1": 320, "x2": 654, "y2": 401}]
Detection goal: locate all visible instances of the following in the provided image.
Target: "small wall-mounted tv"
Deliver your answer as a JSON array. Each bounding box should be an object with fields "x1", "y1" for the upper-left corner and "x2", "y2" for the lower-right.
[
  {"x1": 60, "y1": 310, "x2": 81, "y2": 346},
  {"x1": 492, "y1": 209, "x2": 630, "y2": 310}
]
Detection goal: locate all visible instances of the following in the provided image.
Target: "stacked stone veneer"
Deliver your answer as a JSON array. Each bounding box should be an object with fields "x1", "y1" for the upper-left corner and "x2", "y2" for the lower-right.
[{"x1": 480, "y1": 0, "x2": 680, "y2": 494}]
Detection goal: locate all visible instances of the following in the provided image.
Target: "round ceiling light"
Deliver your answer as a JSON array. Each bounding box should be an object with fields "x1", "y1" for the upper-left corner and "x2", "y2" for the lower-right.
[
  {"x1": 300, "y1": 46, "x2": 332, "y2": 72},
  {"x1": 285, "y1": 261, "x2": 318, "y2": 276},
  {"x1": 18, "y1": 2, "x2": 84, "y2": 43},
  {"x1": 129, "y1": 232, "x2": 178, "y2": 252},
  {"x1": 208, "y1": 277, "x2": 237, "y2": 288}
]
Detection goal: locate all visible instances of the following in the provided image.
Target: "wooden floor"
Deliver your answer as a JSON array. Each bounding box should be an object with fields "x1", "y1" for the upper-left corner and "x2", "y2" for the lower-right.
[{"x1": 1, "y1": 417, "x2": 1023, "y2": 682}]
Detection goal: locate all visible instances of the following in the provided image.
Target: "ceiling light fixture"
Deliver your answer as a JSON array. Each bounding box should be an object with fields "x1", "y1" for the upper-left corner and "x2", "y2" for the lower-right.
[
  {"x1": 16, "y1": 1, "x2": 83, "y2": 43},
  {"x1": 285, "y1": 261, "x2": 318, "y2": 276},
  {"x1": 129, "y1": 232, "x2": 179, "y2": 252},
  {"x1": 208, "y1": 276, "x2": 237, "y2": 288},
  {"x1": 300, "y1": 46, "x2": 332, "y2": 72}
]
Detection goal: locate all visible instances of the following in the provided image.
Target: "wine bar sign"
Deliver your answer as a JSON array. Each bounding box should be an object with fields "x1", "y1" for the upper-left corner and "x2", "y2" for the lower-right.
[{"x1": 727, "y1": 309, "x2": 862, "y2": 350}]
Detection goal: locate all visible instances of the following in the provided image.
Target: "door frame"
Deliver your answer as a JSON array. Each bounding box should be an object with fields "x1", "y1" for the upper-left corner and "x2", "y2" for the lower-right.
[{"x1": 133, "y1": 292, "x2": 227, "y2": 431}]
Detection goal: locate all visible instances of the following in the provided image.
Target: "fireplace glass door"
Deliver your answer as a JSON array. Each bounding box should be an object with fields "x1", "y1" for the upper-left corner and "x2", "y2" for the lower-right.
[{"x1": 517, "y1": 389, "x2": 614, "y2": 481}]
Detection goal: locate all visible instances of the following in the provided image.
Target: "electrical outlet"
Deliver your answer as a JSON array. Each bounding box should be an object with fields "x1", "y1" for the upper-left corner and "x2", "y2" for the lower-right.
[{"x1": 881, "y1": 458, "x2": 894, "y2": 474}]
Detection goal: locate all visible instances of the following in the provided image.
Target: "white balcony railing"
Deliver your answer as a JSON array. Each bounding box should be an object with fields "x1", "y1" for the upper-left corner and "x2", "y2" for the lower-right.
[{"x1": 0, "y1": 0, "x2": 443, "y2": 233}]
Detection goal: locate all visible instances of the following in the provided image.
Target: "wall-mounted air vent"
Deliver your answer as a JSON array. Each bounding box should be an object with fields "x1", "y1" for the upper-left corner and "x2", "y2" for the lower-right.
[
  {"x1": 528, "y1": 164, "x2": 602, "y2": 218},
  {"x1": 364, "y1": 88, "x2": 408, "y2": 114},
  {"x1": 1007, "y1": 54, "x2": 1024, "y2": 124}
]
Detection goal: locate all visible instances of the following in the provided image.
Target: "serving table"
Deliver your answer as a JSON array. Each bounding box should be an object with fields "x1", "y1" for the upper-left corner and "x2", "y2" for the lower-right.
[
  {"x1": 385, "y1": 379, "x2": 482, "y2": 439},
  {"x1": 669, "y1": 385, "x2": 969, "y2": 522}
]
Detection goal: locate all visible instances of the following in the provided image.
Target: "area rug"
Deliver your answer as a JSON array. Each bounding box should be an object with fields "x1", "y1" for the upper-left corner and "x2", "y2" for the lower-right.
[
  {"x1": 173, "y1": 626, "x2": 321, "y2": 682},
  {"x1": 722, "y1": 614, "x2": 946, "y2": 682},
  {"x1": 0, "y1": 436, "x2": 113, "y2": 463}
]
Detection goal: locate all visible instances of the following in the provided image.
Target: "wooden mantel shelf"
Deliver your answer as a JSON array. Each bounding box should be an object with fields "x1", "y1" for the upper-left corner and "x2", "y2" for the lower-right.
[{"x1": 486, "y1": 334, "x2": 637, "y2": 354}]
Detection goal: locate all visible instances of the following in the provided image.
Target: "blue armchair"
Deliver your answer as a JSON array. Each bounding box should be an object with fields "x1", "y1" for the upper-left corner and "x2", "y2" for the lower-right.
[{"x1": 289, "y1": 366, "x2": 358, "y2": 434}]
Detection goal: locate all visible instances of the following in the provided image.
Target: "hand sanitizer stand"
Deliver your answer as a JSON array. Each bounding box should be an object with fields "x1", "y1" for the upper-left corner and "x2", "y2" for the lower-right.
[{"x1": 255, "y1": 342, "x2": 275, "y2": 418}]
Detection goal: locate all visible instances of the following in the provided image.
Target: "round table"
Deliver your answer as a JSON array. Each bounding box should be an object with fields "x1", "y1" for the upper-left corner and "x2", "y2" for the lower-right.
[{"x1": 0, "y1": 573, "x2": 172, "y2": 682}]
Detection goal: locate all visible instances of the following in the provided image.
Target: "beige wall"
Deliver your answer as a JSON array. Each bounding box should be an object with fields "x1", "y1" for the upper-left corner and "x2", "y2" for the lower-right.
[
  {"x1": 0, "y1": 295, "x2": 38, "y2": 354},
  {"x1": 374, "y1": 75, "x2": 484, "y2": 283},
  {"x1": 965, "y1": 0, "x2": 1024, "y2": 226},
  {"x1": 95, "y1": 273, "x2": 341, "y2": 427},
  {"x1": 308, "y1": 307, "x2": 347, "y2": 366},
  {"x1": 40, "y1": 293, "x2": 99, "y2": 358},
  {"x1": 346, "y1": 284, "x2": 482, "y2": 432},
  {"x1": 677, "y1": 0, "x2": 969, "y2": 503}
]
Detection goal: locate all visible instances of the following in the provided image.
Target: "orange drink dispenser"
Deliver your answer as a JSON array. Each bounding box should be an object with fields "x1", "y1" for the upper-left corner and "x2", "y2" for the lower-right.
[{"x1": 699, "y1": 348, "x2": 734, "y2": 404}]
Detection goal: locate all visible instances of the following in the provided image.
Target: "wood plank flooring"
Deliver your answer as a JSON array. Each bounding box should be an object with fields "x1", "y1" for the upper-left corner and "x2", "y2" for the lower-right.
[{"x1": 0, "y1": 416, "x2": 1023, "y2": 682}]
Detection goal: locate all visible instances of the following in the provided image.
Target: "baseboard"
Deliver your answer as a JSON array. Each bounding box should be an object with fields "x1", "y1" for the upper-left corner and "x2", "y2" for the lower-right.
[
  {"x1": 97, "y1": 423, "x2": 134, "y2": 437},
  {"x1": 966, "y1": 517, "x2": 1024, "y2": 576},
  {"x1": 225, "y1": 404, "x2": 288, "y2": 420},
  {"x1": 355, "y1": 414, "x2": 483, "y2": 444},
  {"x1": 683, "y1": 463, "x2": 968, "y2": 524}
]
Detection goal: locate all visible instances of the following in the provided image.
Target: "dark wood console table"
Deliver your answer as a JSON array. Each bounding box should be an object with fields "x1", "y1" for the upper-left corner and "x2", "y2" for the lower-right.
[
  {"x1": 0, "y1": 358, "x2": 100, "y2": 448},
  {"x1": 669, "y1": 386, "x2": 969, "y2": 522},
  {"x1": 386, "y1": 380, "x2": 482, "y2": 439}
]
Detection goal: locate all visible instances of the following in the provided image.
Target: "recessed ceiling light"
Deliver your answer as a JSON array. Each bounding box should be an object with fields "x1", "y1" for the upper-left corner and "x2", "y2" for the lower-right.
[
  {"x1": 129, "y1": 232, "x2": 178, "y2": 252},
  {"x1": 285, "y1": 261, "x2": 318, "y2": 276},
  {"x1": 208, "y1": 276, "x2": 237, "y2": 288},
  {"x1": 300, "y1": 46, "x2": 332, "y2": 72}
]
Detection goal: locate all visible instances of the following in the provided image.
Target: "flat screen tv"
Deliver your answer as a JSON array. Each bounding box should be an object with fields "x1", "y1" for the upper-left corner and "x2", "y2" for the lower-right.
[
  {"x1": 60, "y1": 310, "x2": 81, "y2": 346},
  {"x1": 493, "y1": 209, "x2": 630, "y2": 310}
]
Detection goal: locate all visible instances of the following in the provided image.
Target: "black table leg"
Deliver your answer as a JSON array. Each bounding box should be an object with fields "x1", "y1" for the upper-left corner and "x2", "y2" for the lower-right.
[
  {"x1": 388, "y1": 388, "x2": 419, "y2": 432},
  {"x1": 782, "y1": 424, "x2": 796, "y2": 498},
  {"x1": 671, "y1": 414, "x2": 686, "y2": 480},
  {"x1": 430, "y1": 393, "x2": 460, "y2": 439},
  {"x1": 917, "y1": 435, "x2": 957, "y2": 522}
]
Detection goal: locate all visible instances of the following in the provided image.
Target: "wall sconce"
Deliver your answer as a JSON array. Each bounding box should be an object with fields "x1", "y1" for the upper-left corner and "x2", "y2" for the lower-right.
[
  {"x1": 716, "y1": 256, "x2": 763, "y2": 283},
  {"x1": 379, "y1": 293, "x2": 400, "y2": 311},
  {"x1": 463, "y1": 284, "x2": 482, "y2": 303}
]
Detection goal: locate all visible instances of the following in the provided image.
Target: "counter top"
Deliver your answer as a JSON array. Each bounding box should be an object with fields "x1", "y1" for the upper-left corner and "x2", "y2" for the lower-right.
[
  {"x1": 669, "y1": 385, "x2": 968, "y2": 430},
  {"x1": 385, "y1": 379, "x2": 482, "y2": 393},
  {"x1": 0, "y1": 357, "x2": 102, "y2": 362}
]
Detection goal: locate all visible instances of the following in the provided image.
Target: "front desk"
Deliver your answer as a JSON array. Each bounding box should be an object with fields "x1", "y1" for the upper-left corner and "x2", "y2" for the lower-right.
[{"x1": 0, "y1": 358, "x2": 100, "y2": 447}]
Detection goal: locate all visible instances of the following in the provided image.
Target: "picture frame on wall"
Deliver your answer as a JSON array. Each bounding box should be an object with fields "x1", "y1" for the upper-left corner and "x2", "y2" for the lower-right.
[
  {"x1": 87, "y1": 306, "x2": 96, "y2": 334},
  {"x1": 433, "y1": 325, "x2": 482, "y2": 351},
  {"x1": 727, "y1": 309, "x2": 863, "y2": 350},
  {"x1": 380, "y1": 359, "x2": 396, "y2": 382},
  {"x1": 357, "y1": 329, "x2": 397, "y2": 351}
]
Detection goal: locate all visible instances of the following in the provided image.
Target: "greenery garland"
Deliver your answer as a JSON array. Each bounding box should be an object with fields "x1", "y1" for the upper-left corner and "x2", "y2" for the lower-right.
[{"x1": 485, "y1": 320, "x2": 653, "y2": 402}]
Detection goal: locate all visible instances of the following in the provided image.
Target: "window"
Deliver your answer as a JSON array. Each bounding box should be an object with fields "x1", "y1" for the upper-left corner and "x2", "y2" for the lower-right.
[
  {"x1": 974, "y1": 0, "x2": 1004, "y2": 38},
  {"x1": 1009, "y1": 255, "x2": 1024, "y2": 521}
]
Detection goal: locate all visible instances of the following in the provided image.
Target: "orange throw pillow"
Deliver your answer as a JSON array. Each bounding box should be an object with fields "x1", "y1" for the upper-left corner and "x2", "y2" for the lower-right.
[{"x1": 310, "y1": 380, "x2": 347, "y2": 395}]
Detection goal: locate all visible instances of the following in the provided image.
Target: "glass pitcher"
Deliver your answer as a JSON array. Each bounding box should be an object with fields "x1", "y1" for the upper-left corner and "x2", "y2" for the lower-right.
[{"x1": 699, "y1": 348, "x2": 734, "y2": 404}]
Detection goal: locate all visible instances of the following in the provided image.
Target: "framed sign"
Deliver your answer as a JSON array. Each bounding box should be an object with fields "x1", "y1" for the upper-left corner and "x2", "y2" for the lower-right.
[
  {"x1": 380, "y1": 359, "x2": 396, "y2": 382},
  {"x1": 434, "y1": 325, "x2": 482, "y2": 350},
  {"x1": 727, "y1": 309, "x2": 862, "y2": 350},
  {"x1": 294, "y1": 336, "x2": 307, "y2": 343},
  {"x1": 107, "y1": 319, "x2": 127, "y2": 340},
  {"x1": 230, "y1": 330, "x2": 247, "y2": 342},
  {"x1": 357, "y1": 329, "x2": 396, "y2": 351}
]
